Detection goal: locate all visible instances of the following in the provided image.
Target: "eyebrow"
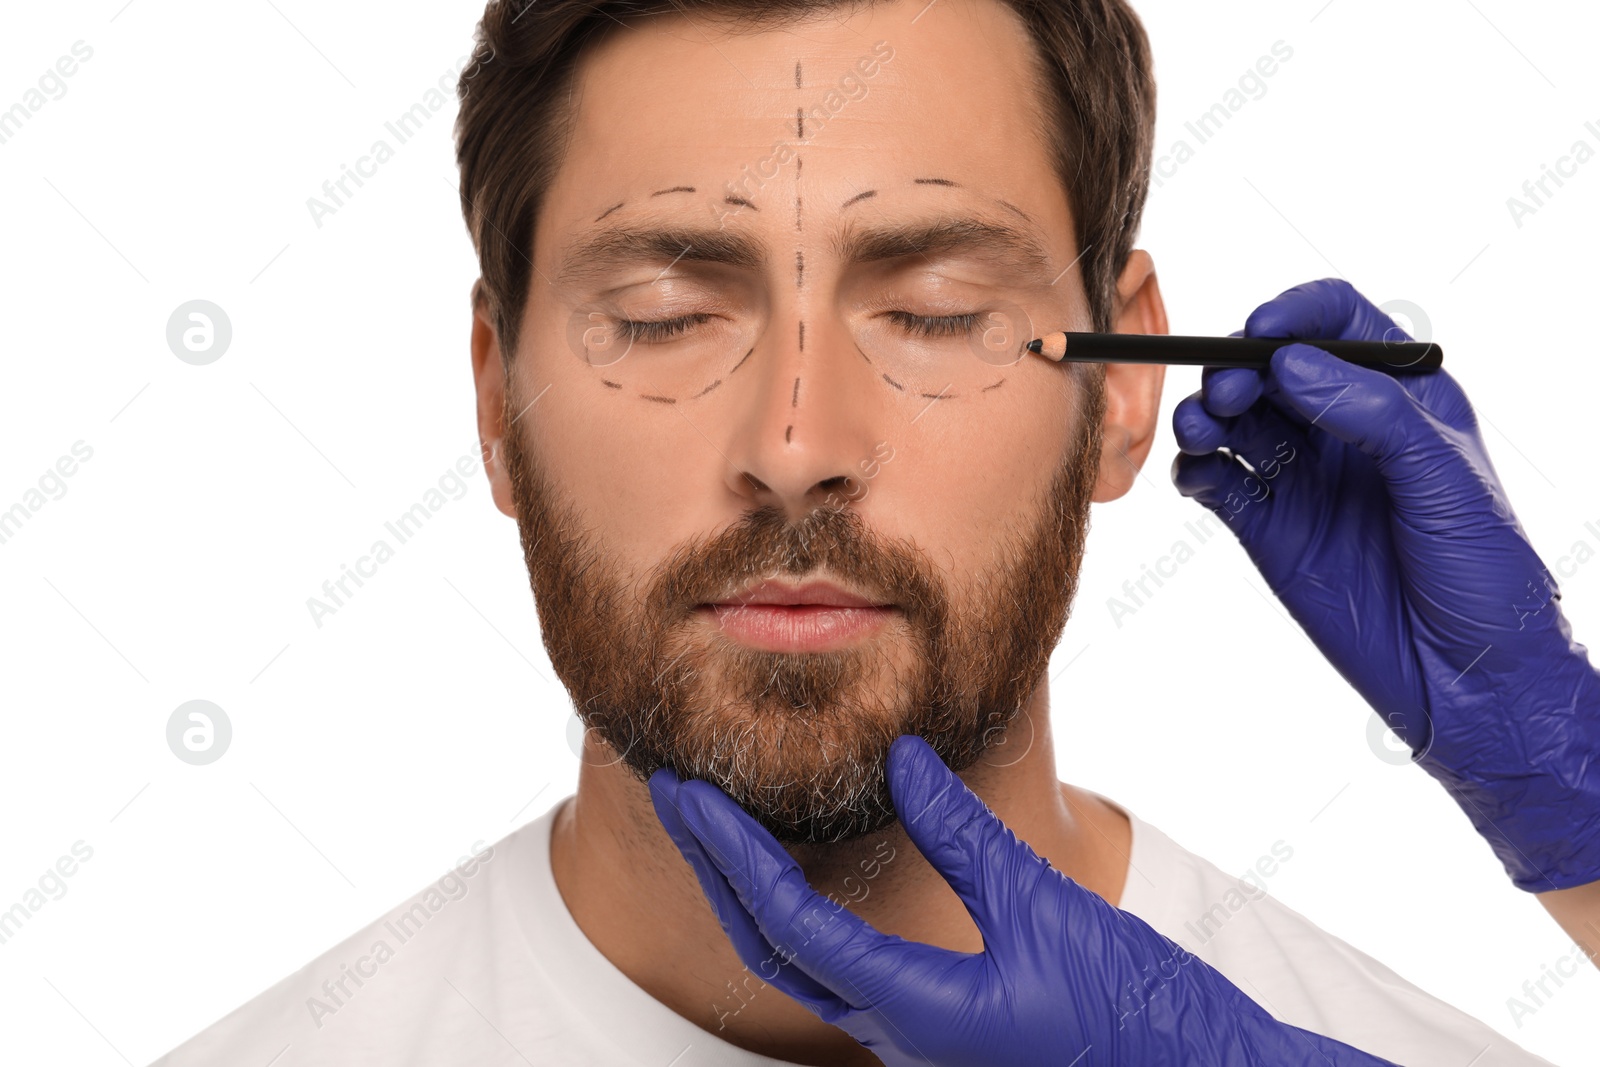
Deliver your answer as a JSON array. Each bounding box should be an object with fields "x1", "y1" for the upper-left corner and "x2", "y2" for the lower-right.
[
  {"x1": 555, "y1": 214, "x2": 1055, "y2": 288},
  {"x1": 556, "y1": 226, "x2": 766, "y2": 287},
  {"x1": 832, "y1": 216, "x2": 1053, "y2": 280}
]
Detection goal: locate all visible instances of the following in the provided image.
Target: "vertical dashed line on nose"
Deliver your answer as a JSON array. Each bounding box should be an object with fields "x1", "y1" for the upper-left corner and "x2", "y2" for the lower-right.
[{"x1": 793, "y1": 60, "x2": 805, "y2": 447}]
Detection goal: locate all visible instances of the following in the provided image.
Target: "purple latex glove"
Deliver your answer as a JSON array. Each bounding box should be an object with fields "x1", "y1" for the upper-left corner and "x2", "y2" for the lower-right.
[
  {"x1": 1171, "y1": 278, "x2": 1600, "y2": 891},
  {"x1": 649, "y1": 735, "x2": 1397, "y2": 1066}
]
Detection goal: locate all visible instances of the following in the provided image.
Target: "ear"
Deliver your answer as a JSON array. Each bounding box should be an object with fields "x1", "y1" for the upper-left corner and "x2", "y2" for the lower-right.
[
  {"x1": 470, "y1": 285, "x2": 518, "y2": 520},
  {"x1": 1091, "y1": 250, "x2": 1168, "y2": 504}
]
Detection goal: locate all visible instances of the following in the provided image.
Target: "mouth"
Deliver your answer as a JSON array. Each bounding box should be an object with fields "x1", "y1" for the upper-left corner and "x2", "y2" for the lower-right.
[{"x1": 694, "y1": 579, "x2": 898, "y2": 653}]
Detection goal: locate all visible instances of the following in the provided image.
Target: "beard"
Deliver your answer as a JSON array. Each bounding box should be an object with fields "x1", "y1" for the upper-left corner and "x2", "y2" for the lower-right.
[{"x1": 503, "y1": 371, "x2": 1106, "y2": 845}]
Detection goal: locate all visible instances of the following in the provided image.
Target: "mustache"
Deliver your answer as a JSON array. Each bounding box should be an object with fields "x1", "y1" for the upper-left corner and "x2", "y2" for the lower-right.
[{"x1": 642, "y1": 502, "x2": 946, "y2": 626}]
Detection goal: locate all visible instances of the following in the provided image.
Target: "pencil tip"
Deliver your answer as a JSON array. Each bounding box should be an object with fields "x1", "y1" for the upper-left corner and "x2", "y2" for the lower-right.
[{"x1": 1025, "y1": 338, "x2": 1042, "y2": 354}]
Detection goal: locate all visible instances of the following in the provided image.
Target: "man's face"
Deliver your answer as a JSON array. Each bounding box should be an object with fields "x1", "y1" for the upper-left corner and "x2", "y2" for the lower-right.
[{"x1": 493, "y1": 0, "x2": 1110, "y2": 844}]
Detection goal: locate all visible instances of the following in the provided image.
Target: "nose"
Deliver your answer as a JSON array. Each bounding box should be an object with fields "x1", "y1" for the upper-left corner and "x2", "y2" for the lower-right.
[{"x1": 720, "y1": 309, "x2": 885, "y2": 524}]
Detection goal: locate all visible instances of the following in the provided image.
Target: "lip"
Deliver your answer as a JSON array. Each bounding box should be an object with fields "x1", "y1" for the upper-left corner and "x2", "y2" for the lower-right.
[
  {"x1": 696, "y1": 580, "x2": 897, "y2": 652},
  {"x1": 710, "y1": 580, "x2": 891, "y2": 609}
]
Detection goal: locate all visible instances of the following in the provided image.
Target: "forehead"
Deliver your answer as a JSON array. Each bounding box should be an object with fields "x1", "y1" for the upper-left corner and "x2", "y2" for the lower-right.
[{"x1": 537, "y1": 0, "x2": 1063, "y2": 245}]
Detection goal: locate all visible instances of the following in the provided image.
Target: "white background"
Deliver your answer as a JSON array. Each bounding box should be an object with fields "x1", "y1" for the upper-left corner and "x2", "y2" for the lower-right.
[{"x1": 2, "y1": 0, "x2": 1597, "y2": 1063}]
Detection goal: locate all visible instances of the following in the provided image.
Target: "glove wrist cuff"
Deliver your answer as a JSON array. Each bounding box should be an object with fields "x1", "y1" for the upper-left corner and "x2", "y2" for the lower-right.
[{"x1": 1432, "y1": 658, "x2": 1600, "y2": 891}]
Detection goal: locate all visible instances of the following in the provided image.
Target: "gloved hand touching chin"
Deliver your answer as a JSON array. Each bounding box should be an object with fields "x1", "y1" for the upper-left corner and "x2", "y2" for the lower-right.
[
  {"x1": 649, "y1": 736, "x2": 1399, "y2": 1067},
  {"x1": 1170, "y1": 278, "x2": 1600, "y2": 895}
]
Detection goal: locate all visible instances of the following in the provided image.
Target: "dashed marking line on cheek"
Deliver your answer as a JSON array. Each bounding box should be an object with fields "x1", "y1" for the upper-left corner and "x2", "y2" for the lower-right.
[
  {"x1": 730, "y1": 348, "x2": 754, "y2": 375},
  {"x1": 786, "y1": 425, "x2": 794, "y2": 443},
  {"x1": 792, "y1": 377, "x2": 801, "y2": 407},
  {"x1": 601, "y1": 379, "x2": 622, "y2": 390},
  {"x1": 693, "y1": 379, "x2": 724, "y2": 399}
]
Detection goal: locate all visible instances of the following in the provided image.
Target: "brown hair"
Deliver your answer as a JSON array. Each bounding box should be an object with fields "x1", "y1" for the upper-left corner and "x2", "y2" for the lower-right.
[{"x1": 454, "y1": 0, "x2": 1155, "y2": 362}]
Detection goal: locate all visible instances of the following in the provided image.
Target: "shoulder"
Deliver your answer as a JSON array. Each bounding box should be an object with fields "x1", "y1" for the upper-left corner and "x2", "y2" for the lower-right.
[
  {"x1": 145, "y1": 805, "x2": 602, "y2": 1066},
  {"x1": 1109, "y1": 806, "x2": 1554, "y2": 1067}
]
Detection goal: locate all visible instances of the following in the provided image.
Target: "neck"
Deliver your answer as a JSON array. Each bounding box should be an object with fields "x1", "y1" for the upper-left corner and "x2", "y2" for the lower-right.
[{"x1": 548, "y1": 673, "x2": 1131, "y2": 1067}]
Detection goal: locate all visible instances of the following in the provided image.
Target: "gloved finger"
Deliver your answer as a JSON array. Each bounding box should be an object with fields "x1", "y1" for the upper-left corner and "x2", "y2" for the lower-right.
[
  {"x1": 1265, "y1": 344, "x2": 1487, "y2": 523},
  {"x1": 675, "y1": 778, "x2": 920, "y2": 1014},
  {"x1": 1245, "y1": 279, "x2": 1485, "y2": 439},
  {"x1": 1244, "y1": 277, "x2": 1400, "y2": 343},
  {"x1": 1199, "y1": 366, "x2": 1264, "y2": 418},
  {"x1": 1169, "y1": 450, "x2": 1278, "y2": 538},
  {"x1": 1173, "y1": 387, "x2": 1287, "y2": 457},
  {"x1": 648, "y1": 770, "x2": 841, "y2": 1013},
  {"x1": 886, "y1": 734, "x2": 1057, "y2": 945},
  {"x1": 1173, "y1": 389, "x2": 1228, "y2": 455},
  {"x1": 1187, "y1": 395, "x2": 1316, "y2": 477}
]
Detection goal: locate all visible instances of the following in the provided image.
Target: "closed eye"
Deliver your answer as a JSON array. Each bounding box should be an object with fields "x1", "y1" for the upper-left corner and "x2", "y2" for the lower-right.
[
  {"x1": 884, "y1": 311, "x2": 984, "y2": 339},
  {"x1": 618, "y1": 313, "x2": 716, "y2": 343}
]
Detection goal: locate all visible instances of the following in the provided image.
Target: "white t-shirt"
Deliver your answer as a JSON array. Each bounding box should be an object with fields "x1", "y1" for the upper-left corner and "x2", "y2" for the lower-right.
[{"x1": 148, "y1": 795, "x2": 1552, "y2": 1066}]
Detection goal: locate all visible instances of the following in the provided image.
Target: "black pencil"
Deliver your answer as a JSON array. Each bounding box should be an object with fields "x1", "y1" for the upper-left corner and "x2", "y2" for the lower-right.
[{"x1": 1024, "y1": 332, "x2": 1443, "y2": 375}]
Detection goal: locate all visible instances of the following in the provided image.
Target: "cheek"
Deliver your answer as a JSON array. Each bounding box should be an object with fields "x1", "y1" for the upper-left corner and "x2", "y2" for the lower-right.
[
  {"x1": 519, "y1": 342, "x2": 729, "y2": 566},
  {"x1": 872, "y1": 385, "x2": 1077, "y2": 573}
]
